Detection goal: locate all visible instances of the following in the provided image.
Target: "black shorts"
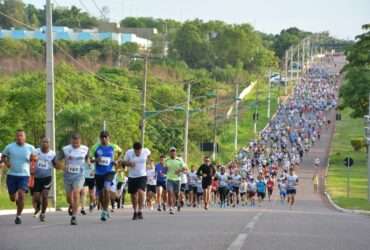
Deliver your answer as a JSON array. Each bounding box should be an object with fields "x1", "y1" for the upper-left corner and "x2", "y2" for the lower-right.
[
  {"x1": 147, "y1": 184, "x2": 156, "y2": 193},
  {"x1": 117, "y1": 181, "x2": 124, "y2": 190},
  {"x1": 95, "y1": 172, "x2": 115, "y2": 192},
  {"x1": 84, "y1": 178, "x2": 95, "y2": 190},
  {"x1": 268, "y1": 188, "x2": 273, "y2": 196},
  {"x1": 188, "y1": 185, "x2": 197, "y2": 193},
  {"x1": 180, "y1": 183, "x2": 187, "y2": 192},
  {"x1": 240, "y1": 192, "x2": 246, "y2": 197},
  {"x1": 202, "y1": 179, "x2": 212, "y2": 189},
  {"x1": 287, "y1": 189, "x2": 296, "y2": 195},
  {"x1": 128, "y1": 176, "x2": 147, "y2": 194},
  {"x1": 232, "y1": 186, "x2": 240, "y2": 193},
  {"x1": 257, "y1": 192, "x2": 266, "y2": 199},
  {"x1": 156, "y1": 181, "x2": 167, "y2": 190},
  {"x1": 33, "y1": 176, "x2": 52, "y2": 193}
]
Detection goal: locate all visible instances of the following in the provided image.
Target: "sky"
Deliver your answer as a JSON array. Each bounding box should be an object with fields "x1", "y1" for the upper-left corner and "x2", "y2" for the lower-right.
[{"x1": 25, "y1": 0, "x2": 370, "y2": 40}]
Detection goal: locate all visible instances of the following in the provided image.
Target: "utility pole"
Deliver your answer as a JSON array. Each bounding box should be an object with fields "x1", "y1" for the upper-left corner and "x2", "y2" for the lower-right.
[
  {"x1": 297, "y1": 43, "x2": 300, "y2": 84},
  {"x1": 140, "y1": 54, "x2": 149, "y2": 147},
  {"x1": 267, "y1": 69, "x2": 271, "y2": 120},
  {"x1": 184, "y1": 82, "x2": 191, "y2": 165},
  {"x1": 234, "y1": 82, "x2": 239, "y2": 153},
  {"x1": 45, "y1": 0, "x2": 56, "y2": 208},
  {"x1": 290, "y1": 47, "x2": 294, "y2": 86},
  {"x1": 254, "y1": 81, "x2": 258, "y2": 136},
  {"x1": 367, "y1": 94, "x2": 370, "y2": 202},
  {"x1": 302, "y1": 40, "x2": 305, "y2": 74},
  {"x1": 284, "y1": 50, "x2": 288, "y2": 95},
  {"x1": 212, "y1": 91, "x2": 218, "y2": 161}
]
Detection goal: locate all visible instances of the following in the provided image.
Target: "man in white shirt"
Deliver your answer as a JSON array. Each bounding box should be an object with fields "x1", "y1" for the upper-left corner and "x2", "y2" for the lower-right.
[{"x1": 122, "y1": 142, "x2": 150, "y2": 220}]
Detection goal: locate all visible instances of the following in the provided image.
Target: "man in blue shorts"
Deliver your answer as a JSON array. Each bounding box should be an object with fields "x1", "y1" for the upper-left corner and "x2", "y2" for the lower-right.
[
  {"x1": 1, "y1": 130, "x2": 36, "y2": 224},
  {"x1": 155, "y1": 155, "x2": 167, "y2": 211},
  {"x1": 90, "y1": 131, "x2": 122, "y2": 221}
]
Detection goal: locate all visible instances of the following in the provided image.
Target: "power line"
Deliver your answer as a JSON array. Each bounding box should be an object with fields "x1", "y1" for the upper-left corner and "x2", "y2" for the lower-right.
[
  {"x1": 90, "y1": 0, "x2": 107, "y2": 19},
  {"x1": 78, "y1": 0, "x2": 91, "y2": 14}
]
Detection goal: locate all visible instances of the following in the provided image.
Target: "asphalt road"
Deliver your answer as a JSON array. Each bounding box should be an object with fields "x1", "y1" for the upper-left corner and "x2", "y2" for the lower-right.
[{"x1": 1, "y1": 56, "x2": 370, "y2": 250}]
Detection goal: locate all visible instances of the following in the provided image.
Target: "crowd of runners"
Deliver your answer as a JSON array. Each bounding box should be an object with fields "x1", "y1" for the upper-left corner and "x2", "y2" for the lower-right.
[{"x1": 0, "y1": 56, "x2": 339, "y2": 225}]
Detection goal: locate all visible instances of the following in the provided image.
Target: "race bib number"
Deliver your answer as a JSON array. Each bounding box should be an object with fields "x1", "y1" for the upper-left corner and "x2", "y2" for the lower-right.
[
  {"x1": 37, "y1": 159, "x2": 49, "y2": 170},
  {"x1": 67, "y1": 165, "x2": 80, "y2": 174},
  {"x1": 98, "y1": 157, "x2": 111, "y2": 166}
]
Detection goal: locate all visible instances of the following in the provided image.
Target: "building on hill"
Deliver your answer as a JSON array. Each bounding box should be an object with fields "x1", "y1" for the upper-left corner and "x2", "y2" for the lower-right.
[
  {"x1": 0, "y1": 26, "x2": 152, "y2": 50},
  {"x1": 98, "y1": 21, "x2": 158, "y2": 40}
]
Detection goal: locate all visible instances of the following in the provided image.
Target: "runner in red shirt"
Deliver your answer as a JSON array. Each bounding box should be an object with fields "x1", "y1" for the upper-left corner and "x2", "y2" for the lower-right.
[{"x1": 266, "y1": 176, "x2": 274, "y2": 201}]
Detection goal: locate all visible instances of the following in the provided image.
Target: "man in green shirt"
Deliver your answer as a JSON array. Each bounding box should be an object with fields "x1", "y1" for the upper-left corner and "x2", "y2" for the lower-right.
[{"x1": 165, "y1": 147, "x2": 186, "y2": 215}]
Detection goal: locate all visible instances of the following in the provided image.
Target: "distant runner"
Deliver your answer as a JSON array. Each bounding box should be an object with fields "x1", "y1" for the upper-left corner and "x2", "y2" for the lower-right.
[
  {"x1": 165, "y1": 147, "x2": 185, "y2": 215},
  {"x1": 155, "y1": 155, "x2": 167, "y2": 211},
  {"x1": 197, "y1": 156, "x2": 215, "y2": 210},
  {"x1": 287, "y1": 168, "x2": 299, "y2": 209}
]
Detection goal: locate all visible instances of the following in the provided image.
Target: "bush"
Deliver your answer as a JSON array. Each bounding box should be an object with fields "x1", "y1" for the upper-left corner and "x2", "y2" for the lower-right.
[{"x1": 350, "y1": 138, "x2": 365, "y2": 151}]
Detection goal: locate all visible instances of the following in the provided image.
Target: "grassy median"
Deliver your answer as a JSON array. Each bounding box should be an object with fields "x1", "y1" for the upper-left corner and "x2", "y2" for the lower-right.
[{"x1": 327, "y1": 108, "x2": 370, "y2": 211}]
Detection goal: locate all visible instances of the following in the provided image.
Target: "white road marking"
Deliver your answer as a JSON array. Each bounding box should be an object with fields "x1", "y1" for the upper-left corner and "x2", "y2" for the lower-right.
[
  {"x1": 227, "y1": 212, "x2": 262, "y2": 250},
  {"x1": 227, "y1": 233, "x2": 248, "y2": 250}
]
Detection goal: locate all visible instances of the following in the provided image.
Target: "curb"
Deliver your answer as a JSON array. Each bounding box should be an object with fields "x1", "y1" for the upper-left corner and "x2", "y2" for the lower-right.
[
  {"x1": 0, "y1": 205, "x2": 133, "y2": 216},
  {"x1": 324, "y1": 191, "x2": 370, "y2": 216}
]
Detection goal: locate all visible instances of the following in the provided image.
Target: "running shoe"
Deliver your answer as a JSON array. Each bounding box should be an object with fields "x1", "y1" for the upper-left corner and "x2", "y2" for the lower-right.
[
  {"x1": 137, "y1": 212, "x2": 143, "y2": 220},
  {"x1": 14, "y1": 217, "x2": 22, "y2": 225},
  {"x1": 39, "y1": 213, "x2": 45, "y2": 222},
  {"x1": 81, "y1": 208, "x2": 86, "y2": 215},
  {"x1": 132, "y1": 212, "x2": 138, "y2": 220},
  {"x1": 70, "y1": 216, "x2": 78, "y2": 225}
]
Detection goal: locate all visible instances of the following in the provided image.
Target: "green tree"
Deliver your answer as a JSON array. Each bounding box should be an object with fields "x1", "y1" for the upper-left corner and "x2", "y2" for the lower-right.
[
  {"x1": 0, "y1": 0, "x2": 26, "y2": 28},
  {"x1": 340, "y1": 24, "x2": 370, "y2": 117}
]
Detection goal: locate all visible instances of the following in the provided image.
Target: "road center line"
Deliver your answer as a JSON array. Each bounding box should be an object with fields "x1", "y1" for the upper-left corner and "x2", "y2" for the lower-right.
[{"x1": 227, "y1": 212, "x2": 262, "y2": 250}]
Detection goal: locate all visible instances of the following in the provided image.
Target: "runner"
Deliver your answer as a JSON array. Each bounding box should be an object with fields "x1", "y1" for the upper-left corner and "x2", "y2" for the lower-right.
[
  {"x1": 1, "y1": 130, "x2": 36, "y2": 224},
  {"x1": 231, "y1": 170, "x2": 241, "y2": 207},
  {"x1": 90, "y1": 131, "x2": 122, "y2": 221},
  {"x1": 146, "y1": 158, "x2": 156, "y2": 210},
  {"x1": 312, "y1": 173, "x2": 319, "y2": 193},
  {"x1": 196, "y1": 177, "x2": 203, "y2": 208},
  {"x1": 247, "y1": 176, "x2": 257, "y2": 207},
  {"x1": 33, "y1": 137, "x2": 56, "y2": 222},
  {"x1": 187, "y1": 165, "x2": 198, "y2": 208},
  {"x1": 165, "y1": 147, "x2": 185, "y2": 215},
  {"x1": 266, "y1": 176, "x2": 274, "y2": 201},
  {"x1": 122, "y1": 142, "x2": 150, "y2": 220},
  {"x1": 179, "y1": 168, "x2": 189, "y2": 208},
  {"x1": 239, "y1": 178, "x2": 248, "y2": 207},
  {"x1": 155, "y1": 155, "x2": 167, "y2": 211},
  {"x1": 57, "y1": 133, "x2": 88, "y2": 225},
  {"x1": 217, "y1": 166, "x2": 229, "y2": 208},
  {"x1": 82, "y1": 161, "x2": 96, "y2": 213},
  {"x1": 197, "y1": 156, "x2": 215, "y2": 210},
  {"x1": 256, "y1": 175, "x2": 266, "y2": 205},
  {"x1": 287, "y1": 168, "x2": 299, "y2": 209},
  {"x1": 278, "y1": 176, "x2": 287, "y2": 204},
  {"x1": 115, "y1": 167, "x2": 127, "y2": 208},
  {"x1": 0, "y1": 153, "x2": 4, "y2": 168}
]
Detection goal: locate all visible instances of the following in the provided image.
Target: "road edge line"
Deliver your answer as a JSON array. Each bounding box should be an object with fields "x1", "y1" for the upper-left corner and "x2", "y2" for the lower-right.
[{"x1": 324, "y1": 191, "x2": 370, "y2": 215}]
